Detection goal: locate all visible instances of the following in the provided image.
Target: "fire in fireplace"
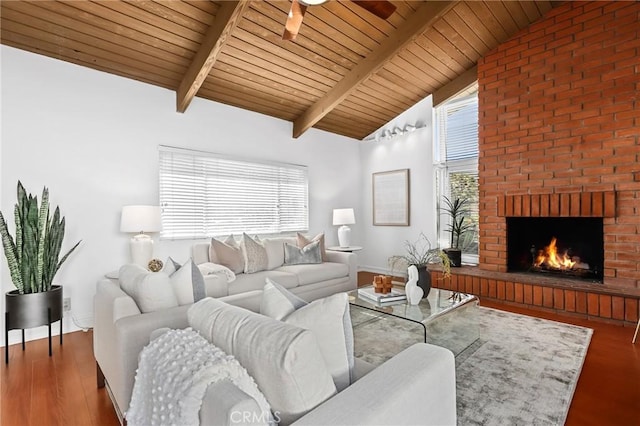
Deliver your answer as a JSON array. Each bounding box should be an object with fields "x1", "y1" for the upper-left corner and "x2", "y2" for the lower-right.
[{"x1": 507, "y1": 217, "x2": 603, "y2": 283}]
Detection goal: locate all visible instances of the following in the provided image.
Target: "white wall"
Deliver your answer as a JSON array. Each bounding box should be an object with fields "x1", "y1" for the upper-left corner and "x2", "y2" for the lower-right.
[
  {"x1": 358, "y1": 97, "x2": 437, "y2": 274},
  {"x1": 0, "y1": 46, "x2": 361, "y2": 346}
]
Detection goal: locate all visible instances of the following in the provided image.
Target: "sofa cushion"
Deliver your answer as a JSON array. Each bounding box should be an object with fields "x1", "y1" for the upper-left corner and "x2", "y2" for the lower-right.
[
  {"x1": 297, "y1": 232, "x2": 327, "y2": 261},
  {"x1": 118, "y1": 264, "x2": 178, "y2": 313},
  {"x1": 284, "y1": 241, "x2": 322, "y2": 265},
  {"x1": 211, "y1": 236, "x2": 244, "y2": 274},
  {"x1": 276, "y1": 262, "x2": 349, "y2": 285},
  {"x1": 260, "y1": 280, "x2": 354, "y2": 392},
  {"x1": 188, "y1": 298, "x2": 337, "y2": 426},
  {"x1": 228, "y1": 270, "x2": 299, "y2": 295},
  {"x1": 169, "y1": 258, "x2": 206, "y2": 305},
  {"x1": 241, "y1": 233, "x2": 268, "y2": 274}
]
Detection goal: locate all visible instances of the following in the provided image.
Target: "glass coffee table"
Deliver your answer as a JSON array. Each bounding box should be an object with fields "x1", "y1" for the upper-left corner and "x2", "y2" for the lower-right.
[{"x1": 348, "y1": 287, "x2": 480, "y2": 356}]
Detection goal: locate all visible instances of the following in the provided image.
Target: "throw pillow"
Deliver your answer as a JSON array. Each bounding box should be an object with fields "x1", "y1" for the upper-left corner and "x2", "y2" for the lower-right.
[
  {"x1": 197, "y1": 262, "x2": 236, "y2": 283},
  {"x1": 284, "y1": 241, "x2": 322, "y2": 265},
  {"x1": 169, "y1": 258, "x2": 206, "y2": 305},
  {"x1": 210, "y1": 235, "x2": 244, "y2": 274},
  {"x1": 118, "y1": 264, "x2": 178, "y2": 313},
  {"x1": 297, "y1": 232, "x2": 327, "y2": 261},
  {"x1": 262, "y1": 238, "x2": 286, "y2": 270},
  {"x1": 241, "y1": 233, "x2": 268, "y2": 274},
  {"x1": 260, "y1": 277, "x2": 307, "y2": 320},
  {"x1": 161, "y1": 256, "x2": 181, "y2": 275},
  {"x1": 188, "y1": 297, "x2": 337, "y2": 425},
  {"x1": 260, "y1": 279, "x2": 354, "y2": 392}
]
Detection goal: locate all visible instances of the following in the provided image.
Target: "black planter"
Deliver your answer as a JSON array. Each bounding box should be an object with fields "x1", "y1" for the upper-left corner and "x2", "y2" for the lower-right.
[
  {"x1": 5, "y1": 285, "x2": 63, "y2": 363},
  {"x1": 444, "y1": 248, "x2": 462, "y2": 267},
  {"x1": 414, "y1": 265, "x2": 432, "y2": 298}
]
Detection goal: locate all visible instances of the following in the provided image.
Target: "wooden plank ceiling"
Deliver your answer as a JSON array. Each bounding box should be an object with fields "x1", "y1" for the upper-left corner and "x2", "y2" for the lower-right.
[{"x1": 1, "y1": 0, "x2": 556, "y2": 140}]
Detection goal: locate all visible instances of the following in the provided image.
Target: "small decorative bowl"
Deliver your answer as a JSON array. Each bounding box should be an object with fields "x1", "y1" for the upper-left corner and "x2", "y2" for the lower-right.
[{"x1": 148, "y1": 258, "x2": 164, "y2": 272}]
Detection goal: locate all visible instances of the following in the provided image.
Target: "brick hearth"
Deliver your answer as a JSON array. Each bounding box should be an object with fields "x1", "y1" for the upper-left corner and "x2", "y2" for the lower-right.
[
  {"x1": 476, "y1": 0, "x2": 640, "y2": 320},
  {"x1": 430, "y1": 268, "x2": 639, "y2": 326}
]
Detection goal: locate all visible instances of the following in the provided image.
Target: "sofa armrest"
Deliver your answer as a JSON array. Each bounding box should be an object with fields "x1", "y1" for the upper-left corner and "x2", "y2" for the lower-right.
[
  {"x1": 292, "y1": 343, "x2": 456, "y2": 426},
  {"x1": 94, "y1": 279, "x2": 193, "y2": 418},
  {"x1": 200, "y1": 380, "x2": 268, "y2": 426},
  {"x1": 325, "y1": 251, "x2": 357, "y2": 290},
  {"x1": 94, "y1": 280, "x2": 141, "y2": 380},
  {"x1": 112, "y1": 305, "x2": 191, "y2": 416}
]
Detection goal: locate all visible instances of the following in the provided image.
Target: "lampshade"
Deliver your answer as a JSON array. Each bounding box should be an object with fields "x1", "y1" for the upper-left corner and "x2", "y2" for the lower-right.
[
  {"x1": 333, "y1": 208, "x2": 355, "y2": 226},
  {"x1": 120, "y1": 205, "x2": 161, "y2": 234}
]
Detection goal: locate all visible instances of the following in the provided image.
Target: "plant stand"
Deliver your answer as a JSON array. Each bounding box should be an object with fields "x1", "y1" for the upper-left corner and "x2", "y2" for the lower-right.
[{"x1": 5, "y1": 285, "x2": 63, "y2": 364}]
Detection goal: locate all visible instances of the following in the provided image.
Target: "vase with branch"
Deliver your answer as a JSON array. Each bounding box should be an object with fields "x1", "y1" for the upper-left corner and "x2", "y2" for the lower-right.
[{"x1": 389, "y1": 232, "x2": 450, "y2": 297}]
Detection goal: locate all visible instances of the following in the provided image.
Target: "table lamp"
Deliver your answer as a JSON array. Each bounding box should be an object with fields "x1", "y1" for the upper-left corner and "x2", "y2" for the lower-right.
[
  {"x1": 333, "y1": 208, "x2": 355, "y2": 247},
  {"x1": 120, "y1": 205, "x2": 161, "y2": 268}
]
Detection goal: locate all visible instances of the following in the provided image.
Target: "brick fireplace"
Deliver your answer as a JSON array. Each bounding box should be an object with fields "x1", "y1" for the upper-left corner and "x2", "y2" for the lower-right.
[{"x1": 434, "y1": 1, "x2": 640, "y2": 325}]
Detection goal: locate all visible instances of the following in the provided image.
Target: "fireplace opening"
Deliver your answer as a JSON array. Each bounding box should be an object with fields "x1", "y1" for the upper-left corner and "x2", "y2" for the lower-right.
[{"x1": 507, "y1": 217, "x2": 603, "y2": 283}]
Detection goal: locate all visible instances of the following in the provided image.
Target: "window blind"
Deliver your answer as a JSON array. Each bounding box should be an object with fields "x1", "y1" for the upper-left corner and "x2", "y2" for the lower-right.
[
  {"x1": 159, "y1": 147, "x2": 309, "y2": 239},
  {"x1": 438, "y1": 95, "x2": 479, "y2": 162}
]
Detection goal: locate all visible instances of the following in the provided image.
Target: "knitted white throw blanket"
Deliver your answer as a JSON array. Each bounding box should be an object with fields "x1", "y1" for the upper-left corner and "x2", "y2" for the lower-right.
[{"x1": 127, "y1": 328, "x2": 272, "y2": 426}]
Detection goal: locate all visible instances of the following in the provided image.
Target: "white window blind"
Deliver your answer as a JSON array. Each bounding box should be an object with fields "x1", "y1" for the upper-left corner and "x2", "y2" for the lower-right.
[
  {"x1": 159, "y1": 147, "x2": 309, "y2": 239},
  {"x1": 437, "y1": 95, "x2": 479, "y2": 161}
]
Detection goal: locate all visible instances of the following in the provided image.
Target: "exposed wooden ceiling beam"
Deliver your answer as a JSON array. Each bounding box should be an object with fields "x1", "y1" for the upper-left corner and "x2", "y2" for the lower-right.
[
  {"x1": 432, "y1": 65, "x2": 478, "y2": 107},
  {"x1": 176, "y1": 0, "x2": 250, "y2": 113},
  {"x1": 292, "y1": 0, "x2": 456, "y2": 138}
]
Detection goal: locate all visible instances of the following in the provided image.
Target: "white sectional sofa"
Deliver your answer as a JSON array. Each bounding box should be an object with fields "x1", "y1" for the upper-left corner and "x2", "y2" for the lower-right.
[
  {"x1": 94, "y1": 238, "x2": 357, "y2": 421},
  {"x1": 94, "y1": 237, "x2": 457, "y2": 425}
]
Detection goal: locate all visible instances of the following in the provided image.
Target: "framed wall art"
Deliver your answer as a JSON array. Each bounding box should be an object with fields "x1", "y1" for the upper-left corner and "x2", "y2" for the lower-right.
[{"x1": 372, "y1": 169, "x2": 410, "y2": 226}]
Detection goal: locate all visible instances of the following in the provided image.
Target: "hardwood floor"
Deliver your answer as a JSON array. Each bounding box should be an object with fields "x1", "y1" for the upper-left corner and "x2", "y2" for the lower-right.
[
  {"x1": 1, "y1": 330, "x2": 119, "y2": 426},
  {"x1": 2, "y1": 301, "x2": 638, "y2": 425}
]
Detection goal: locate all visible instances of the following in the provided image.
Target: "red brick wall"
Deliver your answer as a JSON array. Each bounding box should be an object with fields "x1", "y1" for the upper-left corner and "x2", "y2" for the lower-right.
[{"x1": 477, "y1": 1, "x2": 640, "y2": 292}]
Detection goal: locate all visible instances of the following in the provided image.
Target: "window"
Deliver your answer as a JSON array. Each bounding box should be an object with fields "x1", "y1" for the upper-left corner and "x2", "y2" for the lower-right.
[
  {"x1": 159, "y1": 146, "x2": 308, "y2": 239},
  {"x1": 435, "y1": 91, "x2": 479, "y2": 263}
]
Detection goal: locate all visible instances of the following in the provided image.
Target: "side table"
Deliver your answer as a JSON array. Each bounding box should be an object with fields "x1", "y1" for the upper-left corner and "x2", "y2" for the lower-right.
[{"x1": 327, "y1": 246, "x2": 363, "y2": 253}]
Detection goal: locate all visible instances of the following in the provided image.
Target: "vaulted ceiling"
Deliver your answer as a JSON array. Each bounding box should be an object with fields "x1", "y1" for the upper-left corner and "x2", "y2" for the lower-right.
[{"x1": 1, "y1": 1, "x2": 558, "y2": 139}]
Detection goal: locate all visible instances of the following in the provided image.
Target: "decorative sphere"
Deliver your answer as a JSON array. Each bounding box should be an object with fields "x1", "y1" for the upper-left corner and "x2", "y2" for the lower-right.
[{"x1": 148, "y1": 258, "x2": 163, "y2": 272}]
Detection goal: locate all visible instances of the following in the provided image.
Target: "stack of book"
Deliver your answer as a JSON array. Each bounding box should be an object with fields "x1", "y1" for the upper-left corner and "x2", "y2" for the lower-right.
[{"x1": 357, "y1": 286, "x2": 407, "y2": 303}]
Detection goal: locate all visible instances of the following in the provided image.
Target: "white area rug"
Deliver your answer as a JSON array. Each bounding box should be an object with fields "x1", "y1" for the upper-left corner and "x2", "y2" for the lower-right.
[{"x1": 352, "y1": 306, "x2": 592, "y2": 425}]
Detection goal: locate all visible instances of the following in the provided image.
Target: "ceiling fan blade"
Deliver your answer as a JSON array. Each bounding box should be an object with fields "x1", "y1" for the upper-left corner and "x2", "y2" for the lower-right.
[
  {"x1": 283, "y1": 0, "x2": 308, "y2": 41},
  {"x1": 351, "y1": 0, "x2": 396, "y2": 20}
]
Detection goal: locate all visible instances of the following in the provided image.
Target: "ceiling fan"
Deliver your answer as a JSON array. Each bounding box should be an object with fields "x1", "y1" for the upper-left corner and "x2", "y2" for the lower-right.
[{"x1": 283, "y1": 0, "x2": 397, "y2": 41}]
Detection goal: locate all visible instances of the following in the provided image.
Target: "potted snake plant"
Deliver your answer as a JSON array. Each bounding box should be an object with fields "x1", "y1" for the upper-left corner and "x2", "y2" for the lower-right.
[
  {"x1": 442, "y1": 196, "x2": 474, "y2": 267},
  {"x1": 0, "y1": 181, "x2": 80, "y2": 362}
]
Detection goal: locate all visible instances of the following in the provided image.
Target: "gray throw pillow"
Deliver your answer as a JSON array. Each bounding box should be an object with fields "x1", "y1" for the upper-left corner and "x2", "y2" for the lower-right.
[{"x1": 284, "y1": 241, "x2": 322, "y2": 265}]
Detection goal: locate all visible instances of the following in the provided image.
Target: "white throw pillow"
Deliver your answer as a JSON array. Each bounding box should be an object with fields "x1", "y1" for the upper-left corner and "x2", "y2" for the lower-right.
[
  {"x1": 118, "y1": 264, "x2": 178, "y2": 313},
  {"x1": 262, "y1": 238, "x2": 286, "y2": 270},
  {"x1": 197, "y1": 262, "x2": 236, "y2": 283},
  {"x1": 260, "y1": 277, "x2": 307, "y2": 320},
  {"x1": 241, "y1": 233, "x2": 268, "y2": 274},
  {"x1": 210, "y1": 236, "x2": 244, "y2": 274},
  {"x1": 284, "y1": 241, "x2": 322, "y2": 265},
  {"x1": 260, "y1": 279, "x2": 354, "y2": 392},
  {"x1": 161, "y1": 256, "x2": 181, "y2": 275},
  {"x1": 169, "y1": 259, "x2": 206, "y2": 306},
  {"x1": 188, "y1": 297, "x2": 337, "y2": 425}
]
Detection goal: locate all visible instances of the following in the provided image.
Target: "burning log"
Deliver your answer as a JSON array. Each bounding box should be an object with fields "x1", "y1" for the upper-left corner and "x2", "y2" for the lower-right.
[{"x1": 533, "y1": 237, "x2": 590, "y2": 272}]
